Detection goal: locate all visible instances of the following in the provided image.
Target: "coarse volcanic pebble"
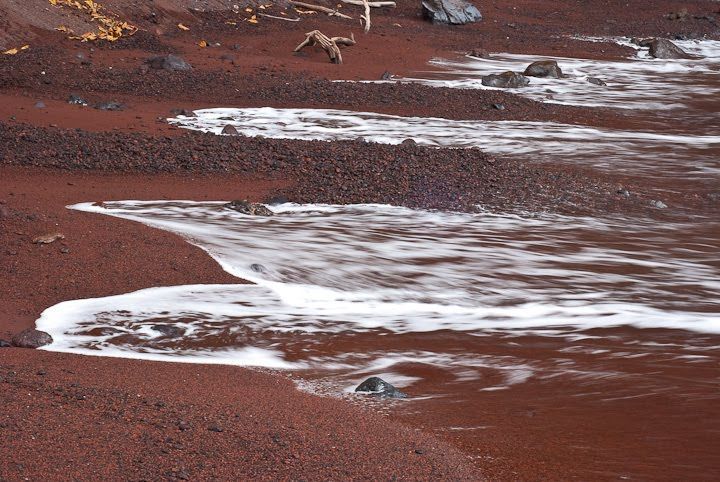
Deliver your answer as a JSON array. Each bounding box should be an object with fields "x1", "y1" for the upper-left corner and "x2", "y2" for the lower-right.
[{"x1": 0, "y1": 122, "x2": 635, "y2": 215}]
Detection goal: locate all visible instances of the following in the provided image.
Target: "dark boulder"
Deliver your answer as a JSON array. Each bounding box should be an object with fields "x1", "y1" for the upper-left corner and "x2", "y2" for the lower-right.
[
  {"x1": 11, "y1": 329, "x2": 53, "y2": 349},
  {"x1": 221, "y1": 125, "x2": 239, "y2": 135},
  {"x1": 643, "y1": 38, "x2": 697, "y2": 59},
  {"x1": 523, "y1": 60, "x2": 563, "y2": 78},
  {"x1": 146, "y1": 54, "x2": 192, "y2": 71},
  {"x1": 225, "y1": 200, "x2": 274, "y2": 216},
  {"x1": 481, "y1": 71, "x2": 530, "y2": 88},
  {"x1": 422, "y1": 0, "x2": 482, "y2": 25},
  {"x1": 355, "y1": 377, "x2": 407, "y2": 399}
]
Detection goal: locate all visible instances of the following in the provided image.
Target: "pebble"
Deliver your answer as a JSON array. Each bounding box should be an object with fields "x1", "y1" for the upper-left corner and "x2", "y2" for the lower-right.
[{"x1": 650, "y1": 200, "x2": 668, "y2": 209}]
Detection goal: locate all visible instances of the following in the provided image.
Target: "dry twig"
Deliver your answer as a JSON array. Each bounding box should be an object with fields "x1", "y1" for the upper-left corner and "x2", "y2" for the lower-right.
[
  {"x1": 289, "y1": 1, "x2": 353, "y2": 19},
  {"x1": 341, "y1": 0, "x2": 396, "y2": 6}
]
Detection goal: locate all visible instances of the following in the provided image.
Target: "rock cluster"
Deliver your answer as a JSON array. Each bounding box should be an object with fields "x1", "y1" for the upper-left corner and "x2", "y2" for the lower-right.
[{"x1": 225, "y1": 200, "x2": 274, "y2": 216}]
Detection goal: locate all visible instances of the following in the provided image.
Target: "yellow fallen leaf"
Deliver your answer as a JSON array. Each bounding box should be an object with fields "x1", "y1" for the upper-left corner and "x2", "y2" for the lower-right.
[
  {"x1": 198, "y1": 39, "x2": 207, "y2": 48},
  {"x1": 245, "y1": 7, "x2": 253, "y2": 12},
  {"x1": 20, "y1": 45, "x2": 30, "y2": 50},
  {"x1": 177, "y1": 23, "x2": 190, "y2": 31},
  {"x1": 248, "y1": 15, "x2": 258, "y2": 24},
  {"x1": 56, "y1": 25, "x2": 72, "y2": 32},
  {"x1": 3, "y1": 48, "x2": 19, "y2": 55}
]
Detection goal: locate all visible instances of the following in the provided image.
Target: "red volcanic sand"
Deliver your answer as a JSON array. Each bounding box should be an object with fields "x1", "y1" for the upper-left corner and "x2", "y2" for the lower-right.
[{"x1": 2, "y1": 0, "x2": 720, "y2": 480}]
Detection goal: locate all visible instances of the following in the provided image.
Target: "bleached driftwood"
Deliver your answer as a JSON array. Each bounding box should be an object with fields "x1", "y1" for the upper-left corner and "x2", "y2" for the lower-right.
[
  {"x1": 289, "y1": 1, "x2": 353, "y2": 19},
  {"x1": 341, "y1": 0, "x2": 395, "y2": 7},
  {"x1": 360, "y1": 0, "x2": 371, "y2": 33},
  {"x1": 294, "y1": 30, "x2": 356, "y2": 64},
  {"x1": 258, "y1": 13, "x2": 301, "y2": 21}
]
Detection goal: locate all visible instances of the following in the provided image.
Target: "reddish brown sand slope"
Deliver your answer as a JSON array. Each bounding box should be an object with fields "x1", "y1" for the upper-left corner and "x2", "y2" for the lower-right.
[{"x1": 2, "y1": 0, "x2": 719, "y2": 480}]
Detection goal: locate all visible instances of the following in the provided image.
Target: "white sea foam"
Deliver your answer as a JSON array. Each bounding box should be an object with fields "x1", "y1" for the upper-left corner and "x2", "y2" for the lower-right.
[
  {"x1": 168, "y1": 108, "x2": 720, "y2": 179},
  {"x1": 396, "y1": 39, "x2": 720, "y2": 110}
]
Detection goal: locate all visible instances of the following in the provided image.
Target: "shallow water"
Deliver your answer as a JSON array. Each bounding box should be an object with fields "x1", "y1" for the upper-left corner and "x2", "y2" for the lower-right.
[{"x1": 36, "y1": 39, "x2": 720, "y2": 478}]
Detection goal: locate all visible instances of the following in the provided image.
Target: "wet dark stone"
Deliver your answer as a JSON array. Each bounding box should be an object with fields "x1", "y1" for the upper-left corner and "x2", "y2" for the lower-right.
[
  {"x1": 647, "y1": 38, "x2": 696, "y2": 59},
  {"x1": 152, "y1": 325, "x2": 186, "y2": 338},
  {"x1": 616, "y1": 188, "x2": 630, "y2": 197},
  {"x1": 146, "y1": 54, "x2": 192, "y2": 71},
  {"x1": 422, "y1": 0, "x2": 482, "y2": 25},
  {"x1": 34, "y1": 101, "x2": 46, "y2": 109},
  {"x1": 225, "y1": 199, "x2": 274, "y2": 216},
  {"x1": 0, "y1": 339, "x2": 11, "y2": 348},
  {"x1": 207, "y1": 425, "x2": 223, "y2": 432},
  {"x1": 67, "y1": 94, "x2": 88, "y2": 106},
  {"x1": 381, "y1": 70, "x2": 393, "y2": 80},
  {"x1": 587, "y1": 77, "x2": 607, "y2": 86},
  {"x1": 481, "y1": 71, "x2": 530, "y2": 88},
  {"x1": 250, "y1": 263, "x2": 267, "y2": 274},
  {"x1": 11, "y1": 329, "x2": 53, "y2": 349},
  {"x1": 492, "y1": 103, "x2": 505, "y2": 110},
  {"x1": 95, "y1": 102, "x2": 124, "y2": 111},
  {"x1": 401, "y1": 138, "x2": 417, "y2": 146},
  {"x1": 523, "y1": 60, "x2": 563, "y2": 78},
  {"x1": 355, "y1": 377, "x2": 407, "y2": 398},
  {"x1": 221, "y1": 125, "x2": 239, "y2": 135}
]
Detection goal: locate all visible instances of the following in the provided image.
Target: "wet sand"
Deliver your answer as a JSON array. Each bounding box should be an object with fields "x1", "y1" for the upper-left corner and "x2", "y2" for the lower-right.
[{"x1": 2, "y1": 1, "x2": 720, "y2": 480}]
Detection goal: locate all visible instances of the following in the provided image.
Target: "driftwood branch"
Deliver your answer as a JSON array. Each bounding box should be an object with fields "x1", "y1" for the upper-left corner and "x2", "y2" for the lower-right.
[
  {"x1": 289, "y1": 1, "x2": 353, "y2": 19},
  {"x1": 294, "y1": 30, "x2": 356, "y2": 64},
  {"x1": 341, "y1": 0, "x2": 395, "y2": 7},
  {"x1": 257, "y1": 13, "x2": 301, "y2": 22}
]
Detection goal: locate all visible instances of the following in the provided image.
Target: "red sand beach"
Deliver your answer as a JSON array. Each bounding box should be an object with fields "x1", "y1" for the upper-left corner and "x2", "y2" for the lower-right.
[{"x1": 2, "y1": 1, "x2": 720, "y2": 479}]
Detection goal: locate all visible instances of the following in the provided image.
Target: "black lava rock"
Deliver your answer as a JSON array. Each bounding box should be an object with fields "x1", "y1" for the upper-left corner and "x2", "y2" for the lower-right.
[
  {"x1": 225, "y1": 200, "x2": 274, "y2": 216},
  {"x1": 221, "y1": 125, "x2": 239, "y2": 135},
  {"x1": 587, "y1": 77, "x2": 607, "y2": 86},
  {"x1": 152, "y1": 325, "x2": 186, "y2": 338},
  {"x1": 67, "y1": 94, "x2": 88, "y2": 106},
  {"x1": 481, "y1": 71, "x2": 530, "y2": 88},
  {"x1": 95, "y1": 102, "x2": 124, "y2": 111},
  {"x1": 146, "y1": 54, "x2": 192, "y2": 71},
  {"x1": 422, "y1": 0, "x2": 482, "y2": 25},
  {"x1": 523, "y1": 60, "x2": 563, "y2": 78},
  {"x1": 10, "y1": 329, "x2": 53, "y2": 349},
  {"x1": 646, "y1": 38, "x2": 697, "y2": 59},
  {"x1": 355, "y1": 377, "x2": 407, "y2": 398}
]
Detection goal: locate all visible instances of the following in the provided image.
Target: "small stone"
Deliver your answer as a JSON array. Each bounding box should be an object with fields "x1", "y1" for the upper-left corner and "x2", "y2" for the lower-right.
[
  {"x1": 34, "y1": 101, "x2": 47, "y2": 109},
  {"x1": 36, "y1": 369, "x2": 47, "y2": 376},
  {"x1": 60, "y1": 247, "x2": 70, "y2": 254},
  {"x1": 177, "y1": 421, "x2": 191, "y2": 431},
  {"x1": 587, "y1": 77, "x2": 607, "y2": 86},
  {"x1": 94, "y1": 102, "x2": 124, "y2": 111},
  {"x1": 67, "y1": 95, "x2": 88, "y2": 106},
  {"x1": 0, "y1": 340, "x2": 11, "y2": 348},
  {"x1": 170, "y1": 108, "x2": 195, "y2": 117},
  {"x1": 221, "y1": 125, "x2": 239, "y2": 135},
  {"x1": 225, "y1": 200, "x2": 274, "y2": 216},
  {"x1": 32, "y1": 233, "x2": 64, "y2": 245},
  {"x1": 380, "y1": 70, "x2": 393, "y2": 80},
  {"x1": 415, "y1": 449, "x2": 425, "y2": 455},
  {"x1": 11, "y1": 329, "x2": 53, "y2": 349},
  {"x1": 146, "y1": 54, "x2": 192, "y2": 71},
  {"x1": 492, "y1": 103, "x2": 505, "y2": 110},
  {"x1": 650, "y1": 200, "x2": 668, "y2": 209},
  {"x1": 401, "y1": 138, "x2": 417, "y2": 146},
  {"x1": 152, "y1": 325, "x2": 185, "y2": 338},
  {"x1": 355, "y1": 376, "x2": 407, "y2": 399},
  {"x1": 616, "y1": 188, "x2": 630, "y2": 197},
  {"x1": 207, "y1": 425, "x2": 223, "y2": 432}
]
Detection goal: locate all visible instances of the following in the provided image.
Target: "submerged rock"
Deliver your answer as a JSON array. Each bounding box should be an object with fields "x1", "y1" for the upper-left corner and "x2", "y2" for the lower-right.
[
  {"x1": 152, "y1": 325, "x2": 186, "y2": 338},
  {"x1": 11, "y1": 329, "x2": 53, "y2": 349},
  {"x1": 225, "y1": 200, "x2": 274, "y2": 216},
  {"x1": 481, "y1": 71, "x2": 530, "y2": 88},
  {"x1": 422, "y1": 0, "x2": 482, "y2": 25},
  {"x1": 67, "y1": 94, "x2": 88, "y2": 106},
  {"x1": 523, "y1": 60, "x2": 563, "y2": 78},
  {"x1": 146, "y1": 54, "x2": 192, "y2": 71},
  {"x1": 587, "y1": 77, "x2": 607, "y2": 86},
  {"x1": 355, "y1": 377, "x2": 407, "y2": 398}
]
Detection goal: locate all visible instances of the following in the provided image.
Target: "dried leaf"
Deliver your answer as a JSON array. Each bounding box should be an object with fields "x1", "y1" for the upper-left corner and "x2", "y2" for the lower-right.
[
  {"x1": 248, "y1": 15, "x2": 258, "y2": 24},
  {"x1": 245, "y1": 7, "x2": 253, "y2": 13},
  {"x1": 2, "y1": 48, "x2": 19, "y2": 55},
  {"x1": 177, "y1": 23, "x2": 190, "y2": 31}
]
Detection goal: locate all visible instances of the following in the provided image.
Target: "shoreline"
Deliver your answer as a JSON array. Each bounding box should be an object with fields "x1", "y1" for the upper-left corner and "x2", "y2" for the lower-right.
[{"x1": 3, "y1": 0, "x2": 720, "y2": 479}]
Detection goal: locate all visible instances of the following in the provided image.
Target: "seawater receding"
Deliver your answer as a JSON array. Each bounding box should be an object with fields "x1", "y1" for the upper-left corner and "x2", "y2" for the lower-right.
[
  {"x1": 35, "y1": 201, "x2": 720, "y2": 396},
  {"x1": 398, "y1": 38, "x2": 720, "y2": 112},
  {"x1": 168, "y1": 107, "x2": 720, "y2": 180}
]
